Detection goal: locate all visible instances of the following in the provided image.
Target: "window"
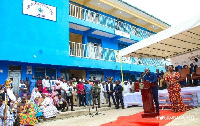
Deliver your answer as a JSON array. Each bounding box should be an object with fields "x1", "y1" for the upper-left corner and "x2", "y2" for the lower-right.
[
  {"x1": 121, "y1": 73, "x2": 131, "y2": 81},
  {"x1": 89, "y1": 71, "x2": 104, "y2": 81},
  {"x1": 34, "y1": 67, "x2": 56, "y2": 80},
  {"x1": 118, "y1": 43, "x2": 128, "y2": 50},
  {"x1": 87, "y1": 36, "x2": 101, "y2": 45}
]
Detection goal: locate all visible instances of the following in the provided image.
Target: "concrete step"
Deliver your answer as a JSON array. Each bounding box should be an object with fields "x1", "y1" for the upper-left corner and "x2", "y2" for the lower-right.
[{"x1": 40, "y1": 104, "x2": 116, "y2": 123}]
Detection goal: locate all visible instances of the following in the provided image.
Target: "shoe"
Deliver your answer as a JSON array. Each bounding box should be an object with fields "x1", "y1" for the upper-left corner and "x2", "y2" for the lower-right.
[
  {"x1": 122, "y1": 107, "x2": 125, "y2": 109},
  {"x1": 92, "y1": 107, "x2": 94, "y2": 109},
  {"x1": 156, "y1": 112, "x2": 160, "y2": 116},
  {"x1": 108, "y1": 106, "x2": 111, "y2": 107},
  {"x1": 102, "y1": 103, "x2": 104, "y2": 104},
  {"x1": 115, "y1": 107, "x2": 119, "y2": 109},
  {"x1": 71, "y1": 110, "x2": 75, "y2": 111},
  {"x1": 98, "y1": 106, "x2": 101, "y2": 108}
]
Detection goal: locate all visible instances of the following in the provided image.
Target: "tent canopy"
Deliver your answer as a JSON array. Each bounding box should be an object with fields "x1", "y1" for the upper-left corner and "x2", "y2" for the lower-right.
[{"x1": 119, "y1": 15, "x2": 200, "y2": 59}]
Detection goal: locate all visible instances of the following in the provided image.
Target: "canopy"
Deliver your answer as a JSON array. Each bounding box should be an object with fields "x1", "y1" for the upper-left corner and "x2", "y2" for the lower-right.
[{"x1": 119, "y1": 15, "x2": 200, "y2": 59}]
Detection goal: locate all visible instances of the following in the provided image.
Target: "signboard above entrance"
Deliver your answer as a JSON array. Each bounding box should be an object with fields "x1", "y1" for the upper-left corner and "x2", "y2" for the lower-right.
[{"x1": 23, "y1": 0, "x2": 56, "y2": 21}]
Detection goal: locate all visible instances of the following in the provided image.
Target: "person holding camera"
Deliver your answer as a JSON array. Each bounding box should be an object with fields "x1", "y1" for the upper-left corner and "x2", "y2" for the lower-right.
[{"x1": 66, "y1": 81, "x2": 75, "y2": 111}]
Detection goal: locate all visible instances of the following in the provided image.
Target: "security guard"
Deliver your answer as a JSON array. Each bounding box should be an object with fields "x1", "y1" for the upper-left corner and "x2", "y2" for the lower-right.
[
  {"x1": 92, "y1": 80, "x2": 101, "y2": 109},
  {"x1": 114, "y1": 80, "x2": 124, "y2": 109}
]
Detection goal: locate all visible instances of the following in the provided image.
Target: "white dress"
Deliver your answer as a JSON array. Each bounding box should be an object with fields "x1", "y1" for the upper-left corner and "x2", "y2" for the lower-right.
[
  {"x1": 0, "y1": 103, "x2": 15, "y2": 126},
  {"x1": 40, "y1": 97, "x2": 57, "y2": 118}
]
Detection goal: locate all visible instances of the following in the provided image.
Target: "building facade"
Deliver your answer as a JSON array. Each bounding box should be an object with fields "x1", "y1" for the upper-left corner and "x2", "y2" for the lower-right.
[{"x1": 0, "y1": 0, "x2": 170, "y2": 94}]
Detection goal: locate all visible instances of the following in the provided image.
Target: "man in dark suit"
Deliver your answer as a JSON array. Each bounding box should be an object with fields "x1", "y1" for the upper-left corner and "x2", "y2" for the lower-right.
[
  {"x1": 114, "y1": 80, "x2": 124, "y2": 109},
  {"x1": 106, "y1": 77, "x2": 116, "y2": 107},
  {"x1": 144, "y1": 68, "x2": 159, "y2": 114}
]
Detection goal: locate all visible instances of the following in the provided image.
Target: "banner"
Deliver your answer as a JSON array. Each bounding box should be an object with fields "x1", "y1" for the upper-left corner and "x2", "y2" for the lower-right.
[{"x1": 23, "y1": 0, "x2": 56, "y2": 21}]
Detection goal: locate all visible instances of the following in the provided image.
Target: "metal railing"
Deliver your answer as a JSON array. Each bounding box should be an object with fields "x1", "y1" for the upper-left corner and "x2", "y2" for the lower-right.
[
  {"x1": 69, "y1": 42, "x2": 165, "y2": 67},
  {"x1": 70, "y1": 42, "x2": 116, "y2": 61},
  {"x1": 69, "y1": 3, "x2": 154, "y2": 39}
]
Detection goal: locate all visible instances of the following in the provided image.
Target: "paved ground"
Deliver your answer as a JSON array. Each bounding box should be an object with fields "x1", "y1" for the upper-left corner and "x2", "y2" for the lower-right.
[
  {"x1": 36, "y1": 106, "x2": 200, "y2": 126},
  {"x1": 166, "y1": 107, "x2": 200, "y2": 126}
]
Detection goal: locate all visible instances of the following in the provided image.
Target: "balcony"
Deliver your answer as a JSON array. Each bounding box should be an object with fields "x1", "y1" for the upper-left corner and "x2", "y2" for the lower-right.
[
  {"x1": 69, "y1": 3, "x2": 154, "y2": 39},
  {"x1": 69, "y1": 42, "x2": 165, "y2": 67}
]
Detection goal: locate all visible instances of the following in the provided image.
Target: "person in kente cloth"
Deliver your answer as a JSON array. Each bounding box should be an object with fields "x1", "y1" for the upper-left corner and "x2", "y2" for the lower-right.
[{"x1": 92, "y1": 80, "x2": 101, "y2": 109}]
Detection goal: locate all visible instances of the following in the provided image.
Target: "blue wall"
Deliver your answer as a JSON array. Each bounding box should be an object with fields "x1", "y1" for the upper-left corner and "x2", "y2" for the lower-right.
[
  {"x1": 0, "y1": 0, "x2": 165, "y2": 83},
  {"x1": 0, "y1": 0, "x2": 69, "y2": 65}
]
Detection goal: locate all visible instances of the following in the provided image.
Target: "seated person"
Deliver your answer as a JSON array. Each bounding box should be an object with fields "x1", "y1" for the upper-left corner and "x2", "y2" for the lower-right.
[
  {"x1": 17, "y1": 96, "x2": 38, "y2": 125},
  {"x1": 55, "y1": 95, "x2": 68, "y2": 112},
  {"x1": 51, "y1": 86, "x2": 59, "y2": 102},
  {"x1": 40, "y1": 93, "x2": 57, "y2": 119},
  {"x1": 31, "y1": 87, "x2": 41, "y2": 100}
]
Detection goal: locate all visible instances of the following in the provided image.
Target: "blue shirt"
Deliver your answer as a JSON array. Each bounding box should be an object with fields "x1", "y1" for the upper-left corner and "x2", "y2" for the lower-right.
[
  {"x1": 156, "y1": 73, "x2": 162, "y2": 78},
  {"x1": 144, "y1": 72, "x2": 157, "y2": 84},
  {"x1": 84, "y1": 84, "x2": 92, "y2": 92},
  {"x1": 29, "y1": 79, "x2": 36, "y2": 87}
]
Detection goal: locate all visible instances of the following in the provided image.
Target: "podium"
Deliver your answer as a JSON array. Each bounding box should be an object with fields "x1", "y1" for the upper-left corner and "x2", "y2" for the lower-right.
[{"x1": 134, "y1": 81, "x2": 158, "y2": 118}]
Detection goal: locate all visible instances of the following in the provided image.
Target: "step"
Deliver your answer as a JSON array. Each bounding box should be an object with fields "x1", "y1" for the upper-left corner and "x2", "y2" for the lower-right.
[{"x1": 40, "y1": 104, "x2": 116, "y2": 123}]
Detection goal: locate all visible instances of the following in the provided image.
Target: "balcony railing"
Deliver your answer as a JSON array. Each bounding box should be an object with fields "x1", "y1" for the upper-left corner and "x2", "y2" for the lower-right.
[
  {"x1": 69, "y1": 3, "x2": 154, "y2": 39},
  {"x1": 70, "y1": 42, "x2": 116, "y2": 61},
  {"x1": 69, "y1": 42, "x2": 165, "y2": 67}
]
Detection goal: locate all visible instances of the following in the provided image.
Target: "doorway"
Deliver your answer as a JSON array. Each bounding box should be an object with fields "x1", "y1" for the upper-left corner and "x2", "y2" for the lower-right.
[{"x1": 8, "y1": 65, "x2": 21, "y2": 95}]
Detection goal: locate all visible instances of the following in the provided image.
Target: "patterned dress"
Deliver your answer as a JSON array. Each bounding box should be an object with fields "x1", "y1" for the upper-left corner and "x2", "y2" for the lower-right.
[
  {"x1": 27, "y1": 99, "x2": 43, "y2": 117},
  {"x1": 165, "y1": 72, "x2": 186, "y2": 112},
  {"x1": 18, "y1": 102, "x2": 38, "y2": 125}
]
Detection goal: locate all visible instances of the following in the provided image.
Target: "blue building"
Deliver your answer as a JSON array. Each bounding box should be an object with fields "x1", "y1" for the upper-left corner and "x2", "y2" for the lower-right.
[{"x1": 0, "y1": 0, "x2": 170, "y2": 94}]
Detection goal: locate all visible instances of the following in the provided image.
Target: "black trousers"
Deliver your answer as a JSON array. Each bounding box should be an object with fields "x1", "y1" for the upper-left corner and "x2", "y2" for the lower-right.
[
  {"x1": 151, "y1": 86, "x2": 159, "y2": 113},
  {"x1": 66, "y1": 96, "x2": 74, "y2": 110},
  {"x1": 115, "y1": 93, "x2": 124, "y2": 108},
  {"x1": 78, "y1": 93, "x2": 85, "y2": 106},
  {"x1": 107, "y1": 92, "x2": 116, "y2": 107},
  {"x1": 56, "y1": 89, "x2": 61, "y2": 95},
  {"x1": 56, "y1": 102, "x2": 66, "y2": 110}
]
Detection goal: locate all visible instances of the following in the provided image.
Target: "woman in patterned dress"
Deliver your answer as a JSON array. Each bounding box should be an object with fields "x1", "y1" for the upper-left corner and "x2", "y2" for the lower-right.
[
  {"x1": 17, "y1": 96, "x2": 38, "y2": 126},
  {"x1": 165, "y1": 65, "x2": 186, "y2": 112},
  {"x1": 27, "y1": 93, "x2": 43, "y2": 120}
]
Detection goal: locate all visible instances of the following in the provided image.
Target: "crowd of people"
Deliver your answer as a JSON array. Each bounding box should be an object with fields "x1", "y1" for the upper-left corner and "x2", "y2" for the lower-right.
[
  {"x1": 0, "y1": 75, "x2": 135, "y2": 126},
  {"x1": 155, "y1": 58, "x2": 200, "y2": 90},
  {"x1": 1, "y1": 58, "x2": 200, "y2": 125}
]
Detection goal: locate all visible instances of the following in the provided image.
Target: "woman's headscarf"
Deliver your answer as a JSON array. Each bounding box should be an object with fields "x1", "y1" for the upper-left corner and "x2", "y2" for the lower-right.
[{"x1": 42, "y1": 87, "x2": 50, "y2": 94}]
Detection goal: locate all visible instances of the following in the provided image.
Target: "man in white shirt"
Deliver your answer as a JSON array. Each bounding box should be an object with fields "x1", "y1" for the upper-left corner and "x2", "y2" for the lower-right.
[
  {"x1": 60, "y1": 80, "x2": 68, "y2": 100},
  {"x1": 103, "y1": 82, "x2": 108, "y2": 104},
  {"x1": 99, "y1": 81, "x2": 105, "y2": 104},
  {"x1": 123, "y1": 81, "x2": 131, "y2": 94},
  {"x1": 42, "y1": 76, "x2": 50, "y2": 89}
]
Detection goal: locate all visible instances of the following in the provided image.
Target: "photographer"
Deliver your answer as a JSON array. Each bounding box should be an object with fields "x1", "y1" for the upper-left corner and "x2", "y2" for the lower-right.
[{"x1": 66, "y1": 81, "x2": 75, "y2": 111}]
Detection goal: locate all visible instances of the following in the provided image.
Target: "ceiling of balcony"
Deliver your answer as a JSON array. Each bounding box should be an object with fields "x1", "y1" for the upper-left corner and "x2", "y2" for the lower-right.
[
  {"x1": 70, "y1": 23, "x2": 137, "y2": 43},
  {"x1": 70, "y1": 0, "x2": 170, "y2": 33}
]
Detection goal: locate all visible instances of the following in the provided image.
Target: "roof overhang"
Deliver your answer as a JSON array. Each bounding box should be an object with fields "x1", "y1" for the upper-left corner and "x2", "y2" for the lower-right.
[{"x1": 119, "y1": 15, "x2": 200, "y2": 59}]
